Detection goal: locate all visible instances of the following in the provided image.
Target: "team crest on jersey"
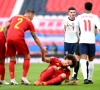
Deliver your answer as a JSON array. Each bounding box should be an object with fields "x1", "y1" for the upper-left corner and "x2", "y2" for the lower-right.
[
  {"x1": 57, "y1": 66, "x2": 61, "y2": 70},
  {"x1": 65, "y1": 51, "x2": 68, "y2": 55}
]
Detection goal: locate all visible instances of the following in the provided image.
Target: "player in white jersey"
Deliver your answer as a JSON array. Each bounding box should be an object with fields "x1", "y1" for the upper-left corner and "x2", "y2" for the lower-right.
[
  {"x1": 63, "y1": 7, "x2": 80, "y2": 80},
  {"x1": 74, "y1": 2, "x2": 100, "y2": 84}
]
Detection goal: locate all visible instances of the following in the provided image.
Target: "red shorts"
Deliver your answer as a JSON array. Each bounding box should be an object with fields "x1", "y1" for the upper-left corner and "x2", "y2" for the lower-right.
[
  {"x1": 6, "y1": 39, "x2": 29, "y2": 56},
  {"x1": 0, "y1": 42, "x2": 5, "y2": 59}
]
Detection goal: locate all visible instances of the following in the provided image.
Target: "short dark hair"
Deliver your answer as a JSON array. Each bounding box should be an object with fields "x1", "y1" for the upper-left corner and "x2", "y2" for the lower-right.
[
  {"x1": 68, "y1": 7, "x2": 76, "y2": 11},
  {"x1": 85, "y1": 2, "x2": 93, "y2": 11},
  {"x1": 25, "y1": 9, "x2": 35, "y2": 14},
  {"x1": 64, "y1": 54, "x2": 77, "y2": 68}
]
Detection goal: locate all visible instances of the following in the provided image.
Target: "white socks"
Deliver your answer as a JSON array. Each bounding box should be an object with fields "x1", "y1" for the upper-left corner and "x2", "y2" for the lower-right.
[
  {"x1": 71, "y1": 68, "x2": 75, "y2": 77},
  {"x1": 88, "y1": 61, "x2": 94, "y2": 80},
  {"x1": 80, "y1": 59, "x2": 88, "y2": 80}
]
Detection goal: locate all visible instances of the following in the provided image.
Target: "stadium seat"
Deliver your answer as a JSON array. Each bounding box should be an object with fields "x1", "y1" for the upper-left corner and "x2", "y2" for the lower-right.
[
  {"x1": 0, "y1": 0, "x2": 16, "y2": 17},
  {"x1": 28, "y1": 45, "x2": 40, "y2": 52},
  {"x1": 19, "y1": 0, "x2": 100, "y2": 16}
]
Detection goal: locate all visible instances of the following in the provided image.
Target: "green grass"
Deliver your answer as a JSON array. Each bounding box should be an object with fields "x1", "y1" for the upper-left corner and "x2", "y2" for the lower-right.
[{"x1": 0, "y1": 63, "x2": 100, "y2": 90}]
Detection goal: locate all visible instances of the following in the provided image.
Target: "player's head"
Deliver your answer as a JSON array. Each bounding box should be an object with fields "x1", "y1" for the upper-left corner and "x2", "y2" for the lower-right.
[
  {"x1": 64, "y1": 54, "x2": 77, "y2": 68},
  {"x1": 25, "y1": 9, "x2": 35, "y2": 20},
  {"x1": 84, "y1": 2, "x2": 93, "y2": 11},
  {"x1": 68, "y1": 7, "x2": 76, "y2": 19}
]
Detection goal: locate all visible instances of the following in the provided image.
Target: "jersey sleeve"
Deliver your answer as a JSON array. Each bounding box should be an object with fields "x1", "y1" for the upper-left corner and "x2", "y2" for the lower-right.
[
  {"x1": 74, "y1": 16, "x2": 80, "y2": 32},
  {"x1": 50, "y1": 57, "x2": 57, "y2": 64},
  {"x1": 94, "y1": 15, "x2": 100, "y2": 30},
  {"x1": 28, "y1": 21, "x2": 36, "y2": 32}
]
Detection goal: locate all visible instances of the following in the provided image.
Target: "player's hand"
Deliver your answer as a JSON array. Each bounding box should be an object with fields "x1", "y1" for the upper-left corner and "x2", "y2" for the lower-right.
[
  {"x1": 63, "y1": 22, "x2": 69, "y2": 27},
  {"x1": 65, "y1": 80, "x2": 78, "y2": 85},
  {"x1": 73, "y1": 80, "x2": 78, "y2": 85},
  {"x1": 78, "y1": 38, "x2": 80, "y2": 42}
]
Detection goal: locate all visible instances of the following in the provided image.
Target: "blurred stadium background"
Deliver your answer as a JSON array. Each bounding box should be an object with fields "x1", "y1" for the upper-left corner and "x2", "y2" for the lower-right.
[{"x1": 0, "y1": 0, "x2": 100, "y2": 62}]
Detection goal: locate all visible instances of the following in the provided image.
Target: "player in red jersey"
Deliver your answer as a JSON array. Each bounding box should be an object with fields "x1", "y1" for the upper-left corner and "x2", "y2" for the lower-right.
[
  {"x1": 0, "y1": 27, "x2": 9, "y2": 85},
  {"x1": 4, "y1": 9, "x2": 47, "y2": 85},
  {"x1": 34, "y1": 51, "x2": 78, "y2": 86}
]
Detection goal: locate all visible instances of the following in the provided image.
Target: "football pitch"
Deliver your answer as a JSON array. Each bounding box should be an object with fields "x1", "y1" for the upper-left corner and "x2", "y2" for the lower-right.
[{"x1": 0, "y1": 63, "x2": 100, "y2": 90}]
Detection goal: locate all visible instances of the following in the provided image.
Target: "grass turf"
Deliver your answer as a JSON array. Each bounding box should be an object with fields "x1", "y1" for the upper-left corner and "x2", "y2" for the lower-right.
[{"x1": 0, "y1": 63, "x2": 100, "y2": 90}]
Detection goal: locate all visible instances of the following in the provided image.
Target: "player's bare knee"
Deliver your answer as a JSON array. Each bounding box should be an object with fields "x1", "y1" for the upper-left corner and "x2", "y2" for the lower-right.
[
  {"x1": 10, "y1": 56, "x2": 16, "y2": 60},
  {"x1": 81, "y1": 54, "x2": 87, "y2": 60},
  {"x1": 0, "y1": 58, "x2": 5, "y2": 64},
  {"x1": 89, "y1": 56, "x2": 94, "y2": 61},
  {"x1": 60, "y1": 73, "x2": 66, "y2": 79},
  {"x1": 24, "y1": 54, "x2": 30, "y2": 59}
]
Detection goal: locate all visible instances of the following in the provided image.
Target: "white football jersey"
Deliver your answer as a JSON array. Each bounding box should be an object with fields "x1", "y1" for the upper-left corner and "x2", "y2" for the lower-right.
[
  {"x1": 75, "y1": 13, "x2": 100, "y2": 43},
  {"x1": 63, "y1": 16, "x2": 78, "y2": 43}
]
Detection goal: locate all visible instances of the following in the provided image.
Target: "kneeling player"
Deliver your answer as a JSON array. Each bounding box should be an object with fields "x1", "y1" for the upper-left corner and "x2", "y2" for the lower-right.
[{"x1": 34, "y1": 51, "x2": 78, "y2": 86}]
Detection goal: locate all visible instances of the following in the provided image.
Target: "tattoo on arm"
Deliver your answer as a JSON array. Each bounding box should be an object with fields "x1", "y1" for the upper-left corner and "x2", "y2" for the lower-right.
[{"x1": 31, "y1": 32, "x2": 37, "y2": 40}]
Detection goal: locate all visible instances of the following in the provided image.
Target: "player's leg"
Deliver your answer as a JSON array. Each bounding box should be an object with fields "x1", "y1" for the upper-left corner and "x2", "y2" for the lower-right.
[
  {"x1": 9, "y1": 56, "x2": 18, "y2": 85},
  {"x1": 71, "y1": 54, "x2": 80, "y2": 80},
  {"x1": 64, "y1": 42, "x2": 71, "y2": 55},
  {"x1": 0, "y1": 43, "x2": 9, "y2": 85},
  {"x1": 42, "y1": 73, "x2": 66, "y2": 85},
  {"x1": 15, "y1": 40, "x2": 31, "y2": 85},
  {"x1": 6, "y1": 40, "x2": 18, "y2": 85},
  {"x1": 71, "y1": 43, "x2": 80, "y2": 80},
  {"x1": 0, "y1": 58, "x2": 9, "y2": 85},
  {"x1": 21, "y1": 54, "x2": 30, "y2": 85},
  {"x1": 88, "y1": 56, "x2": 94, "y2": 84},
  {"x1": 88, "y1": 44, "x2": 95, "y2": 84},
  {"x1": 34, "y1": 66, "x2": 57, "y2": 86},
  {"x1": 79, "y1": 43, "x2": 88, "y2": 84}
]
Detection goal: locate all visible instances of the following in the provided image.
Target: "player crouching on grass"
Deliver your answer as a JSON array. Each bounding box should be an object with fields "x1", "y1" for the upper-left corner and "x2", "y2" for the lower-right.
[{"x1": 33, "y1": 51, "x2": 78, "y2": 86}]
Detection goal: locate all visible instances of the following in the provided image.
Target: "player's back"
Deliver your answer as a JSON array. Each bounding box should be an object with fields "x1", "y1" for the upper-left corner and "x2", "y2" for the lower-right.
[
  {"x1": 77, "y1": 13, "x2": 100, "y2": 43},
  {"x1": 7, "y1": 15, "x2": 32, "y2": 40}
]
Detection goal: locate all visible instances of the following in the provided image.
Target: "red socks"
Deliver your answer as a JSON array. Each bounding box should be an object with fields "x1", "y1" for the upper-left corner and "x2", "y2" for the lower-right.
[
  {"x1": 9, "y1": 59, "x2": 30, "y2": 79},
  {"x1": 39, "y1": 67, "x2": 55, "y2": 81},
  {"x1": 23, "y1": 58, "x2": 30, "y2": 77},
  {"x1": 46, "y1": 76, "x2": 63, "y2": 85},
  {"x1": 0, "y1": 63, "x2": 5, "y2": 80},
  {"x1": 9, "y1": 60, "x2": 16, "y2": 79}
]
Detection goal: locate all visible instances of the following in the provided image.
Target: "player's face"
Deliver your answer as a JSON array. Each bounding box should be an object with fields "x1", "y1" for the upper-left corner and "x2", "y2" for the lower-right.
[
  {"x1": 63, "y1": 59, "x2": 72, "y2": 66},
  {"x1": 68, "y1": 10, "x2": 76, "y2": 18},
  {"x1": 28, "y1": 13, "x2": 34, "y2": 20}
]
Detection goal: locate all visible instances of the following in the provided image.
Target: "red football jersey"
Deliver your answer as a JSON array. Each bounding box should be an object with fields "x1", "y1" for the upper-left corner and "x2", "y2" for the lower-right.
[
  {"x1": 7, "y1": 15, "x2": 35, "y2": 40},
  {"x1": 48, "y1": 57, "x2": 70, "y2": 80},
  {"x1": 0, "y1": 27, "x2": 6, "y2": 44}
]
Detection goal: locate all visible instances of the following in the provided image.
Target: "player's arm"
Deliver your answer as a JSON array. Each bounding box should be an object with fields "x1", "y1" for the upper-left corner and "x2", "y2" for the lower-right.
[
  {"x1": 94, "y1": 26, "x2": 98, "y2": 35},
  {"x1": 95, "y1": 15, "x2": 100, "y2": 33},
  {"x1": 74, "y1": 16, "x2": 80, "y2": 33},
  {"x1": 3, "y1": 22, "x2": 10, "y2": 37},
  {"x1": 41, "y1": 51, "x2": 51, "y2": 63},
  {"x1": 63, "y1": 22, "x2": 69, "y2": 27},
  {"x1": 30, "y1": 31, "x2": 47, "y2": 53},
  {"x1": 65, "y1": 79, "x2": 78, "y2": 85},
  {"x1": 64, "y1": 70, "x2": 78, "y2": 85}
]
